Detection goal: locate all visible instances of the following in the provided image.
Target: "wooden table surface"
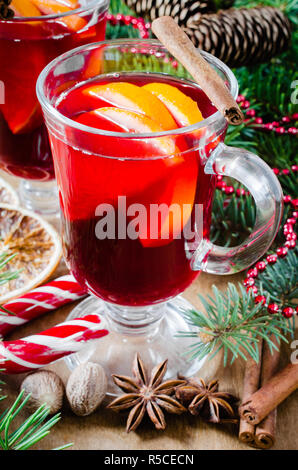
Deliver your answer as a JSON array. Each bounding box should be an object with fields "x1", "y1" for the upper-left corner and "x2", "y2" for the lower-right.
[{"x1": 2, "y1": 173, "x2": 298, "y2": 450}]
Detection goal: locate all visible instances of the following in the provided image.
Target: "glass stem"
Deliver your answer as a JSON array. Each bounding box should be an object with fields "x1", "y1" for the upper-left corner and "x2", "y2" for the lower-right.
[
  {"x1": 19, "y1": 179, "x2": 59, "y2": 216},
  {"x1": 104, "y1": 301, "x2": 166, "y2": 336}
]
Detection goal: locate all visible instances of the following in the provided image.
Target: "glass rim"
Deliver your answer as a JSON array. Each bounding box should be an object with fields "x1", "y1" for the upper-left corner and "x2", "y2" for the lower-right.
[
  {"x1": 1, "y1": 0, "x2": 109, "y2": 22},
  {"x1": 36, "y1": 38, "x2": 239, "y2": 140}
]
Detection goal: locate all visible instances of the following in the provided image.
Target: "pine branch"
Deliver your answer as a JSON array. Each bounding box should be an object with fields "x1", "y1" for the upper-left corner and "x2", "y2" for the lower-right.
[
  {"x1": 0, "y1": 252, "x2": 21, "y2": 315},
  {"x1": 0, "y1": 390, "x2": 72, "y2": 450},
  {"x1": 255, "y1": 248, "x2": 298, "y2": 331},
  {"x1": 225, "y1": 121, "x2": 257, "y2": 150},
  {"x1": 214, "y1": 0, "x2": 235, "y2": 9},
  {"x1": 235, "y1": 65, "x2": 297, "y2": 120},
  {"x1": 0, "y1": 246, "x2": 70, "y2": 451},
  {"x1": 109, "y1": 0, "x2": 133, "y2": 14},
  {"x1": 248, "y1": 133, "x2": 297, "y2": 169},
  {"x1": 0, "y1": 252, "x2": 20, "y2": 287},
  {"x1": 179, "y1": 283, "x2": 291, "y2": 365},
  {"x1": 211, "y1": 172, "x2": 296, "y2": 248},
  {"x1": 211, "y1": 189, "x2": 255, "y2": 246},
  {"x1": 107, "y1": 0, "x2": 142, "y2": 39},
  {"x1": 106, "y1": 19, "x2": 141, "y2": 40},
  {"x1": 276, "y1": 168, "x2": 298, "y2": 197}
]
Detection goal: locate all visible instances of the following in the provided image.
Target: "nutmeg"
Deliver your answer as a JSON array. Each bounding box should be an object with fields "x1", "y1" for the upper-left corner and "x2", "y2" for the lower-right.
[
  {"x1": 21, "y1": 370, "x2": 64, "y2": 414},
  {"x1": 66, "y1": 362, "x2": 107, "y2": 416}
]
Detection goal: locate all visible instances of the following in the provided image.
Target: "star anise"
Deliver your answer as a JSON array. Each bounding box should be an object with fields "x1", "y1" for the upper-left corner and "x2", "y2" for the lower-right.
[
  {"x1": 175, "y1": 377, "x2": 239, "y2": 424},
  {"x1": 107, "y1": 354, "x2": 187, "y2": 432},
  {"x1": 0, "y1": 0, "x2": 14, "y2": 20}
]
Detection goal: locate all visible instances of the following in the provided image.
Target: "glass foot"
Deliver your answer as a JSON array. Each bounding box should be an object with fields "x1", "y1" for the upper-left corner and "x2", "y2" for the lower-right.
[
  {"x1": 19, "y1": 179, "x2": 59, "y2": 217},
  {"x1": 64, "y1": 296, "x2": 206, "y2": 396}
]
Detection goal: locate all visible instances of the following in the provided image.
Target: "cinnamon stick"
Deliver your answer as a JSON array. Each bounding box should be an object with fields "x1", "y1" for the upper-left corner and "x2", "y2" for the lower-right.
[
  {"x1": 238, "y1": 341, "x2": 262, "y2": 444},
  {"x1": 239, "y1": 362, "x2": 298, "y2": 426},
  {"x1": 151, "y1": 16, "x2": 244, "y2": 126},
  {"x1": 254, "y1": 338, "x2": 280, "y2": 449}
]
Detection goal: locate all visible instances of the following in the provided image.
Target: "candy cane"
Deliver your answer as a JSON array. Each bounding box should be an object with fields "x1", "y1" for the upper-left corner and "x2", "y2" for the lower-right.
[
  {"x1": 0, "y1": 275, "x2": 87, "y2": 337},
  {"x1": 0, "y1": 314, "x2": 108, "y2": 374}
]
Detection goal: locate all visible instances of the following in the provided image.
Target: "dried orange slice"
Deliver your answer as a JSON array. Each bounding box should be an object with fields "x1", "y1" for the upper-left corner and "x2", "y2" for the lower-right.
[
  {"x1": 0, "y1": 205, "x2": 62, "y2": 303},
  {"x1": 82, "y1": 82, "x2": 178, "y2": 131},
  {"x1": 0, "y1": 177, "x2": 19, "y2": 206},
  {"x1": 143, "y1": 83, "x2": 204, "y2": 127}
]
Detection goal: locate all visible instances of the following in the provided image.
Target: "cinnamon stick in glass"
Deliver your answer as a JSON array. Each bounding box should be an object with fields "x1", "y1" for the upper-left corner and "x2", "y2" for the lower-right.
[
  {"x1": 238, "y1": 341, "x2": 263, "y2": 444},
  {"x1": 239, "y1": 362, "x2": 298, "y2": 426},
  {"x1": 254, "y1": 338, "x2": 280, "y2": 449},
  {"x1": 151, "y1": 16, "x2": 244, "y2": 126}
]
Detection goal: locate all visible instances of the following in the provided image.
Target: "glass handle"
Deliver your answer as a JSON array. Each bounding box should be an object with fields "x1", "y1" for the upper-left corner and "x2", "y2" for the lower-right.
[{"x1": 191, "y1": 142, "x2": 283, "y2": 275}]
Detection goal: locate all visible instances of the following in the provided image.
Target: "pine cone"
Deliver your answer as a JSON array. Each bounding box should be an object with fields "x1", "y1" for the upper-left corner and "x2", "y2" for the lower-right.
[
  {"x1": 185, "y1": 7, "x2": 292, "y2": 67},
  {"x1": 123, "y1": 0, "x2": 216, "y2": 25}
]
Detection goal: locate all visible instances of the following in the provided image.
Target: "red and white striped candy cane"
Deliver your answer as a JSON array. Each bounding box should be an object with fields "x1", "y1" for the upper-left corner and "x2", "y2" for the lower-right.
[
  {"x1": 0, "y1": 275, "x2": 87, "y2": 337},
  {"x1": 0, "y1": 314, "x2": 108, "y2": 374}
]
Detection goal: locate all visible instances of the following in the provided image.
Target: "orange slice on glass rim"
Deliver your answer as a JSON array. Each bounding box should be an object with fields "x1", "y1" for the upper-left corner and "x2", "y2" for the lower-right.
[
  {"x1": 143, "y1": 82, "x2": 204, "y2": 127},
  {"x1": 81, "y1": 82, "x2": 178, "y2": 131},
  {"x1": 0, "y1": 205, "x2": 62, "y2": 303}
]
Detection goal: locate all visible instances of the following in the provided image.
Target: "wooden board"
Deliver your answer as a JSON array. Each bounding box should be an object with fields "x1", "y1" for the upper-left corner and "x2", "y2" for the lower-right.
[{"x1": 1, "y1": 173, "x2": 297, "y2": 450}]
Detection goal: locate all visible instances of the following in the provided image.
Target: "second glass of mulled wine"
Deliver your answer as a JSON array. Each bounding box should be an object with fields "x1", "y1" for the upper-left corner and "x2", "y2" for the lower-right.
[{"x1": 0, "y1": 0, "x2": 109, "y2": 215}]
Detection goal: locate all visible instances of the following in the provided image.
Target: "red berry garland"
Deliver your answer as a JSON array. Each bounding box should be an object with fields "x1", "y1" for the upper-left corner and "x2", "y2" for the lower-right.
[
  {"x1": 236, "y1": 95, "x2": 298, "y2": 136},
  {"x1": 107, "y1": 13, "x2": 150, "y2": 38},
  {"x1": 244, "y1": 196, "x2": 297, "y2": 318}
]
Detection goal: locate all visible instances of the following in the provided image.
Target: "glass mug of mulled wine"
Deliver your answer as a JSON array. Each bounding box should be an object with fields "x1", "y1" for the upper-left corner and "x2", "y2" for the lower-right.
[
  {"x1": 37, "y1": 40, "x2": 283, "y2": 393},
  {"x1": 0, "y1": 0, "x2": 109, "y2": 215}
]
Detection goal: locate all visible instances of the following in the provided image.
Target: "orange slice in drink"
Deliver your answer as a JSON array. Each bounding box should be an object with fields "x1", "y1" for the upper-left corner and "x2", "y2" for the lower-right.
[
  {"x1": 30, "y1": 0, "x2": 78, "y2": 14},
  {"x1": 72, "y1": 107, "x2": 182, "y2": 162},
  {"x1": 143, "y1": 82, "x2": 219, "y2": 158},
  {"x1": 77, "y1": 108, "x2": 196, "y2": 246},
  {"x1": 11, "y1": 0, "x2": 42, "y2": 16},
  {"x1": 81, "y1": 82, "x2": 178, "y2": 131},
  {"x1": 137, "y1": 165, "x2": 197, "y2": 248},
  {"x1": 92, "y1": 107, "x2": 173, "y2": 135},
  {"x1": 82, "y1": 47, "x2": 104, "y2": 81},
  {"x1": 1, "y1": 102, "x2": 42, "y2": 135},
  {"x1": 133, "y1": 146, "x2": 197, "y2": 248},
  {"x1": 31, "y1": 0, "x2": 87, "y2": 31},
  {"x1": 0, "y1": 39, "x2": 44, "y2": 135},
  {"x1": 143, "y1": 82, "x2": 204, "y2": 127},
  {"x1": 59, "y1": 107, "x2": 189, "y2": 222},
  {"x1": 83, "y1": 107, "x2": 181, "y2": 160}
]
